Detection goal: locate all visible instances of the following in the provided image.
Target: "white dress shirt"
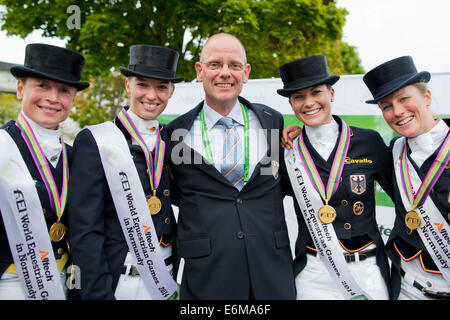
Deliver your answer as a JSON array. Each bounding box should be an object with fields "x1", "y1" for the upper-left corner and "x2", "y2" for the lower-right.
[
  {"x1": 185, "y1": 100, "x2": 268, "y2": 180},
  {"x1": 127, "y1": 110, "x2": 159, "y2": 152},
  {"x1": 22, "y1": 113, "x2": 62, "y2": 168},
  {"x1": 304, "y1": 118, "x2": 339, "y2": 161},
  {"x1": 408, "y1": 119, "x2": 449, "y2": 168}
]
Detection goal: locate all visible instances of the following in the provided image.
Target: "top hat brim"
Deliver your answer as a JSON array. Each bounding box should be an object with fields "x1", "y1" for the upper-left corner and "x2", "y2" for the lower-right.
[
  {"x1": 120, "y1": 67, "x2": 184, "y2": 83},
  {"x1": 277, "y1": 75, "x2": 340, "y2": 97},
  {"x1": 365, "y1": 71, "x2": 430, "y2": 104},
  {"x1": 10, "y1": 65, "x2": 90, "y2": 91}
]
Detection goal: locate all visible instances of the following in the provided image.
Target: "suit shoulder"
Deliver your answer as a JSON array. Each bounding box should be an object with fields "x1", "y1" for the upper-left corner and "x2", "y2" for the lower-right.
[
  {"x1": 388, "y1": 136, "x2": 402, "y2": 150},
  {"x1": 72, "y1": 127, "x2": 99, "y2": 150},
  {"x1": 252, "y1": 102, "x2": 283, "y2": 118},
  {"x1": 166, "y1": 106, "x2": 200, "y2": 132},
  {"x1": 1, "y1": 120, "x2": 15, "y2": 130},
  {"x1": 351, "y1": 126, "x2": 384, "y2": 140}
]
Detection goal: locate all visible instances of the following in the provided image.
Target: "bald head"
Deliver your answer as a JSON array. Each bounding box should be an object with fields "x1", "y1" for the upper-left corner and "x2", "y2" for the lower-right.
[
  {"x1": 200, "y1": 33, "x2": 247, "y2": 64},
  {"x1": 195, "y1": 32, "x2": 251, "y2": 114}
]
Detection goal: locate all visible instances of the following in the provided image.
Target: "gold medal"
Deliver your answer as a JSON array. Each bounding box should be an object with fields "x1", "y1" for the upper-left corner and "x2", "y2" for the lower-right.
[
  {"x1": 147, "y1": 190, "x2": 162, "y2": 215},
  {"x1": 318, "y1": 204, "x2": 337, "y2": 224},
  {"x1": 353, "y1": 201, "x2": 364, "y2": 216},
  {"x1": 49, "y1": 221, "x2": 66, "y2": 242},
  {"x1": 405, "y1": 210, "x2": 421, "y2": 232}
]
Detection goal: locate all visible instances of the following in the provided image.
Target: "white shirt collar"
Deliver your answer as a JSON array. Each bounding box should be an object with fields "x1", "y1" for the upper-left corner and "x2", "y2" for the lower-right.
[
  {"x1": 127, "y1": 109, "x2": 159, "y2": 135},
  {"x1": 22, "y1": 112, "x2": 61, "y2": 141},
  {"x1": 408, "y1": 119, "x2": 449, "y2": 155},
  {"x1": 203, "y1": 100, "x2": 243, "y2": 129},
  {"x1": 21, "y1": 112, "x2": 62, "y2": 166},
  {"x1": 304, "y1": 117, "x2": 339, "y2": 145}
]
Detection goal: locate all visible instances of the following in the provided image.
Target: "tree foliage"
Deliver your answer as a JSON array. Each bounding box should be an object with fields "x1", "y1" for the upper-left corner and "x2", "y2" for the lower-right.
[
  {"x1": 0, "y1": 0, "x2": 364, "y2": 125},
  {"x1": 0, "y1": 92, "x2": 20, "y2": 126},
  {"x1": 70, "y1": 73, "x2": 127, "y2": 128},
  {"x1": 0, "y1": 0, "x2": 363, "y2": 81}
]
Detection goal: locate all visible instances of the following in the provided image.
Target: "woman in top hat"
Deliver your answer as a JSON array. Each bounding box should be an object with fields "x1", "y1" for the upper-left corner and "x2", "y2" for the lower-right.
[
  {"x1": 363, "y1": 56, "x2": 450, "y2": 300},
  {"x1": 68, "y1": 44, "x2": 184, "y2": 300},
  {"x1": 0, "y1": 43, "x2": 89, "y2": 300},
  {"x1": 279, "y1": 55, "x2": 394, "y2": 299}
]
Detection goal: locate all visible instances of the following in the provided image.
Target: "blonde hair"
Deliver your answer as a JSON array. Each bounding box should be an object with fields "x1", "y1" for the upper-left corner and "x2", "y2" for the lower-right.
[{"x1": 412, "y1": 82, "x2": 428, "y2": 94}]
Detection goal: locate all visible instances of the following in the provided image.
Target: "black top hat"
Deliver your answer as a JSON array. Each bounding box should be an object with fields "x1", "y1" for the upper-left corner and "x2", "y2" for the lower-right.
[
  {"x1": 277, "y1": 55, "x2": 340, "y2": 97},
  {"x1": 120, "y1": 45, "x2": 184, "y2": 83},
  {"x1": 363, "y1": 56, "x2": 430, "y2": 104},
  {"x1": 10, "y1": 43, "x2": 89, "y2": 91}
]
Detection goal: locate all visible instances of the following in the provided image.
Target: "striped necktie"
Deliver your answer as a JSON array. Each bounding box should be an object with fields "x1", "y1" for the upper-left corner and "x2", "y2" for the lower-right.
[{"x1": 217, "y1": 116, "x2": 244, "y2": 190}]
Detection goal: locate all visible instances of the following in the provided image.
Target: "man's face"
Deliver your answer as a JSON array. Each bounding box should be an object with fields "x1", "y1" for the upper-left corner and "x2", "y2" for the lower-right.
[{"x1": 195, "y1": 35, "x2": 250, "y2": 112}]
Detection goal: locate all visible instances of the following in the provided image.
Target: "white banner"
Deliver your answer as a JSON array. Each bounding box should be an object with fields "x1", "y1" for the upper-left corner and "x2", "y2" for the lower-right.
[
  {"x1": 0, "y1": 130, "x2": 65, "y2": 300},
  {"x1": 88, "y1": 122, "x2": 178, "y2": 300}
]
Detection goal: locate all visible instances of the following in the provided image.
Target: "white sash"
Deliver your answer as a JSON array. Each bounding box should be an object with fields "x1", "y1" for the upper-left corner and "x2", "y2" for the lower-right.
[
  {"x1": 87, "y1": 122, "x2": 178, "y2": 300},
  {"x1": 392, "y1": 137, "x2": 450, "y2": 284},
  {"x1": 0, "y1": 130, "x2": 65, "y2": 300},
  {"x1": 285, "y1": 139, "x2": 372, "y2": 300}
]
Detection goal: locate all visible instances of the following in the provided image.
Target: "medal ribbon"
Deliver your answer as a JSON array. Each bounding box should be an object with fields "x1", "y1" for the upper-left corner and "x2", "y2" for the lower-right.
[
  {"x1": 399, "y1": 131, "x2": 450, "y2": 210},
  {"x1": 117, "y1": 108, "x2": 165, "y2": 192},
  {"x1": 15, "y1": 112, "x2": 68, "y2": 222},
  {"x1": 200, "y1": 103, "x2": 250, "y2": 182},
  {"x1": 296, "y1": 119, "x2": 351, "y2": 205}
]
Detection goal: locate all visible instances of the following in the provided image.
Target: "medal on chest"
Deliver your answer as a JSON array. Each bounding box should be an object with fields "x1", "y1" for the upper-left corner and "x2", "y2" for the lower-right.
[
  {"x1": 398, "y1": 133, "x2": 450, "y2": 234},
  {"x1": 297, "y1": 119, "x2": 351, "y2": 224},
  {"x1": 16, "y1": 112, "x2": 69, "y2": 242},
  {"x1": 117, "y1": 108, "x2": 166, "y2": 216}
]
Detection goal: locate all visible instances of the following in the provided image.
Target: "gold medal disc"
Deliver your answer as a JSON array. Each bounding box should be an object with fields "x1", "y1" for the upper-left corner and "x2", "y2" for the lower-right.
[
  {"x1": 318, "y1": 205, "x2": 337, "y2": 224},
  {"x1": 49, "y1": 222, "x2": 66, "y2": 242},
  {"x1": 147, "y1": 195, "x2": 162, "y2": 215},
  {"x1": 405, "y1": 210, "x2": 421, "y2": 232}
]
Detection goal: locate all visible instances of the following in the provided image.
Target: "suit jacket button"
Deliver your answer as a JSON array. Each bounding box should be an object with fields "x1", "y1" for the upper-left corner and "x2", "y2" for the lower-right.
[
  {"x1": 237, "y1": 231, "x2": 244, "y2": 239},
  {"x1": 163, "y1": 189, "x2": 170, "y2": 196},
  {"x1": 344, "y1": 223, "x2": 351, "y2": 230},
  {"x1": 57, "y1": 248, "x2": 64, "y2": 255},
  {"x1": 236, "y1": 198, "x2": 243, "y2": 205},
  {"x1": 42, "y1": 208, "x2": 46, "y2": 214},
  {"x1": 341, "y1": 200, "x2": 348, "y2": 206},
  {"x1": 164, "y1": 217, "x2": 171, "y2": 224}
]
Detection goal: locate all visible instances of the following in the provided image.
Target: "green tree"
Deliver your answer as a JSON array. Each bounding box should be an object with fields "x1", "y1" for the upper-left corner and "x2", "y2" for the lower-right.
[
  {"x1": 0, "y1": 92, "x2": 20, "y2": 125},
  {"x1": 0, "y1": 0, "x2": 363, "y2": 81},
  {"x1": 70, "y1": 73, "x2": 127, "y2": 128},
  {"x1": 1, "y1": 0, "x2": 364, "y2": 124}
]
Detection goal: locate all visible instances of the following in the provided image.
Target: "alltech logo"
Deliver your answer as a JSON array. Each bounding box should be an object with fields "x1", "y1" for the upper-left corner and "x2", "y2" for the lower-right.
[{"x1": 434, "y1": 221, "x2": 449, "y2": 242}]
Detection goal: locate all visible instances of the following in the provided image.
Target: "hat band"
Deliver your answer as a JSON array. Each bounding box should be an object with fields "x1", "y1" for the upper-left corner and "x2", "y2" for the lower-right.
[
  {"x1": 283, "y1": 74, "x2": 332, "y2": 89},
  {"x1": 22, "y1": 65, "x2": 79, "y2": 82},
  {"x1": 128, "y1": 64, "x2": 176, "y2": 78},
  {"x1": 371, "y1": 72, "x2": 422, "y2": 99}
]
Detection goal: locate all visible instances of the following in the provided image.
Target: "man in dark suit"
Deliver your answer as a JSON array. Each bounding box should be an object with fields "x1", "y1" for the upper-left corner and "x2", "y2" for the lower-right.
[{"x1": 167, "y1": 33, "x2": 296, "y2": 300}]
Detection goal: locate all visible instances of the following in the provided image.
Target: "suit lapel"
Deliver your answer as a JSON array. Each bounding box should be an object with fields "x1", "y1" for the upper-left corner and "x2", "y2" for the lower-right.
[
  {"x1": 170, "y1": 101, "x2": 233, "y2": 185},
  {"x1": 238, "y1": 97, "x2": 279, "y2": 183}
]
